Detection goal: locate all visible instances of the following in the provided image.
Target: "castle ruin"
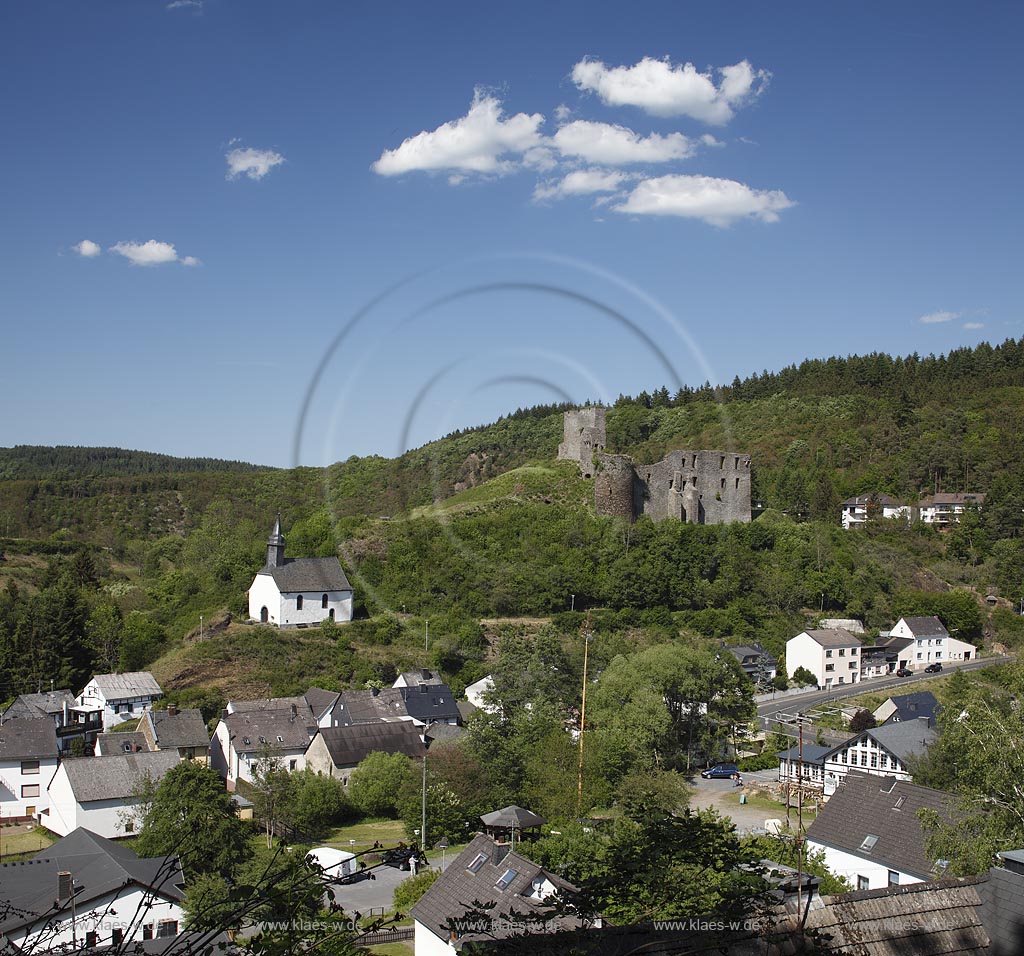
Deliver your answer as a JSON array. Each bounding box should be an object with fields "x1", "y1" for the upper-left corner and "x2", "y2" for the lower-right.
[{"x1": 558, "y1": 408, "x2": 751, "y2": 525}]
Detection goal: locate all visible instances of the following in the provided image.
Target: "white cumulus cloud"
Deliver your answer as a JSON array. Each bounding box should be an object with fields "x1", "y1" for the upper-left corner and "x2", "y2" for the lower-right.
[
  {"x1": 553, "y1": 120, "x2": 694, "y2": 165},
  {"x1": 372, "y1": 91, "x2": 545, "y2": 177},
  {"x1": 226, "y1": 147, "x2": 286, "y2": 181},
  {"x1": 109, "y1": 240, "x2": 195, "y2": 267},
  {"x1": 534, "y1": 168, "x2": 630, "y2": 202},
  {"x1": 72, "y1": 239, "x2": 101, "y2": 258},
  {"x1": 919, "y1": 310, "x2": 960, "y2": 324},
  {"x1": 614, "y1": 174, "x2": 793, "y2": 226},
  {"x1": 167, "y1": 0, "x2": 202, "y2": 8},
  {"x1": 963, "y1": 321, "x2": 984, "y2": 330},
  {"x1": 571, "y1": 56, "x2": 770, "y2": 124},
  {"x1": 181, "y1": 255, "x2": 201, "y2": 267}
]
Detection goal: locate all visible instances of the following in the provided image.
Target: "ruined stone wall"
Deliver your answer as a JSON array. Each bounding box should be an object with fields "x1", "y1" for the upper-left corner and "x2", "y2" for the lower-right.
[
  {"x1": 594, "y1": 454, "x2": 637, "y2": 520},
  {"x1": 636, "y1": 450, "x2": 751, "y2": 524},
  {"x1": 557, "y1": 407, "x2": 606, "y2": 478}
]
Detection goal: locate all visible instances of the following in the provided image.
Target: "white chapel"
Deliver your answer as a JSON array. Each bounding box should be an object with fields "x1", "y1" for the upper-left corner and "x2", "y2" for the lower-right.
[{"x1": 247, "y1": 515, "x2": 354, "y2": 627}]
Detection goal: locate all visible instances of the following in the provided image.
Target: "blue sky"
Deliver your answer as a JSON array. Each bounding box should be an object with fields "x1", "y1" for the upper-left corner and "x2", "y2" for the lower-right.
[{"x1": 3, "y1": 1, "x2": 1021, "y2": 466}]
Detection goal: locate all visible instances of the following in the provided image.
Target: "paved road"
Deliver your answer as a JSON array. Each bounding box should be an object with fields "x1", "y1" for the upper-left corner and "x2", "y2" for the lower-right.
[
  {"x1": 688, "y1": 771, "x2": 783, "y2": 835},
  {"x1": 756, "y1": 654, "x2": 1014, "y2": 723}
]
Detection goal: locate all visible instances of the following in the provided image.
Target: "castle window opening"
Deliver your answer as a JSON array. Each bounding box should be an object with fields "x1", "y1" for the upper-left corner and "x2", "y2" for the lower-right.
[
  {"x1": 720, "y1": 456, "x2": 725, "y2": 469},
  {"x1": 735, "y1": 457, "x2": 739, "y2": 468},
  {"x1": 322, "y1": 593, "x2": 329, "y2": 608},
  {"x1": 297, "y1": 594, "x2": 304, "y2": 610},
  {"x1": 721, "y1": 478, "x2": 726, "y2": 489},
  {"x1": 736, "y1": 477, "x2": 740, "y2": 489}
]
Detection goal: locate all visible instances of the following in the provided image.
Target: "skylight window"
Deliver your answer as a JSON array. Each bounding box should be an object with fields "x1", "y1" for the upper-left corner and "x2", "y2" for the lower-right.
[
  {"x1": 495, "y1": 868, "x2": 519, "y2": 890},
  {"x1": 860, "y1": 834, "x2": 879, "y2": 852},
  {"x1": 894, "y1": 796, "x2": 906, "y2": 810},
  {"x1": 467, "y1": 852, "x2": 489, "y2": 873}
]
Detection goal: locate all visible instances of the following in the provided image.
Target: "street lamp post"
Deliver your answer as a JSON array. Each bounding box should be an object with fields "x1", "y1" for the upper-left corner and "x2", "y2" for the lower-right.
[
  {"x1": 425, "y1": 619, "x2": 429, "y2": 652},
  {"x1": 436, "y1": 837, "x2": 449, "y2": 869}
]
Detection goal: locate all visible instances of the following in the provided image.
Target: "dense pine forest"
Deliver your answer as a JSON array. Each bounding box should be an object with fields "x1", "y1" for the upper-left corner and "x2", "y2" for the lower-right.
[{"x1": 2, "y1": 338, "x2": 1024, "y2": 705}]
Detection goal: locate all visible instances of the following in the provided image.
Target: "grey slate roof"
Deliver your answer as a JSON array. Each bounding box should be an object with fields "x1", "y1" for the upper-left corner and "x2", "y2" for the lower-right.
[
  {"x1": 223, "y1": 709, "x2": 315, "y2": 754},
  {"x1": 89, "y1": 671, "x2": 163, "y2": 699},
  {"x1": 864, "y1": 720, "x2": 939, "y2": 762},
  {"x1": 723, "y1": 643, "x2": 778, "y2": 666},
  {"x1": 314, "y1": 722, "x2": 425, "y2": 768},
  {"x1": 56, "y1": 750, "x2": 180, "y2": 802},
  {"x1": 2, "y1": 689, "x2": 75, "y2": 721},
  {"x1": 258, "y1": 556, "x2": 352, "y2": 592},
  {"x1": 775, "y1": 744, "x2": 832, "y2": 765},
  {"x1": 0, "y1": 828, "x2": 184, "y2": 935},
  {"x1": 304, "y1": 687, "x2": 341, "y2": 722},
  {"x1": 146, "y1": 708, "x2": 210, "y2": 750},
  {"x1": 806, "y1": 770, "x2": 954, "y2": 880},
  {"x1": 798, "y1": 877, "x2": 990, "y2": 956},
  {"x1": 0, "y1": 716, "x2": 59, "y2": 761},
  {"x1": 95, "y1": 731, "x2": 149, "y2": 756},
  {"x1": 880, "y1": 690, "x2": 942, "y2": 724},
  {"x1": 898, "y1": 615, "x2": 950, "y2": 638},
  {"x1": 410, "y1": 833, "x2": 581, "y2": 946},
  {"x1": 800, "y1": 628, "x2": 863, "y2": 648},
  {"x1": 981, "y1": 852, "x2": 1024, "y2": 956},
  {"x1": 401, "y1": 683, "x2": 462, "y2": 725},
  {"x1": 396, "y1": 669, "x2": 445, "y2": 687},
  {"x1": 335, "y1": 688, "x2": 411, "y2": 724},
  {"x1": 229, "y1": 696, "x2": 314, "y2": 718}
]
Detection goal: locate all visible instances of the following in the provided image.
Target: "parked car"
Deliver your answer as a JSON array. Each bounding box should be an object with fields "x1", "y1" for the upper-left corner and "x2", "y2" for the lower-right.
[
  {"x1": 701, "y1": 763, "x2": 740, "y2": 779},
  {"x1": 381, "y1": 847, "x2": 418, "y2": 870},
  {"x1": 924, "y1": 662, "x2": 943, "y2": 673},
  {"x1": 895, "y1": 667, "x2": 911, "y2": 677}
]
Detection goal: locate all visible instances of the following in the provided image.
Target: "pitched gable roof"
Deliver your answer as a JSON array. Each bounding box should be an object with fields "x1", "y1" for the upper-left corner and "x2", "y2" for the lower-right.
[
  {"x1": 89, "y1": 671, "x2": 163, "y2": 699},
  {"x1": 258, "y1": 556, "x2": 352, "y2": 592},
  {"x1": 146, "y1": 708, "x2": 210, "y2": 750},
  {"x1": 865, "y1": 720, "x2": 939, "y2": 761},
  {"x1": 304, "y1": 687, "x2": 341, "y2": 722},
  {"x1": 0, "y1": 828, "x2": 184, "y2": 935},
  {"x1": 898, "y1": 615, "x2": 950, "y2": 638},
  {"x1": 400, "y1": 683, "x2": 462, "y2": 725},
  {"x1": 56, "y1": 750, "x2": 180, "y2": 802},
  {"x1": 2, "y1": 690, "x2": 75, "y2": 721},
  {"x1": 799, "y1": 628, "x2": 863, "y2": 648},
  {"x1": 95, "y1": 731, "x2": 149, "y2": 756},
  {"x1": 0, "y1": 716, "x2": 59, "y2": 761},
  {"x1": 314, "y1": 722, "x2": 425, "y2": 768},
  {"x1": 880, "y1": 690, "x2": 942, "y2": 724},
  {"x1": 222, "y1": 709, "x2": 315, "y2": 754},
  {"x1": 410, "y1": 833, "x2": 581, "y2": 946},
  {"x1": 806, "y1": 771, "x2": 954, "y2": 880},
  {"x1": 336, "y1": 688, "x2": 410, "y2": 724}
]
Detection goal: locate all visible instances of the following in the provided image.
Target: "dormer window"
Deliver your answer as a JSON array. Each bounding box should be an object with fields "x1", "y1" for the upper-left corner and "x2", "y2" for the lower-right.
[
  {"x1": 467, "y1": 852, "x2": 489, "y2": 873},
  {"x1": 495, "y1": 868, "x2": 519, "y2": 890}
]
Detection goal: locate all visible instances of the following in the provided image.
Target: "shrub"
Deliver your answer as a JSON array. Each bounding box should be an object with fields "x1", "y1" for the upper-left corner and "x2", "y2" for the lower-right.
[{"x1": 393, "y1": 868, "x2": 440, "y2": 912}]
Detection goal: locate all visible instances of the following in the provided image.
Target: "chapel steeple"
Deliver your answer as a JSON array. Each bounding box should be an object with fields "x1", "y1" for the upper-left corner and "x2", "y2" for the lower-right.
[{"x1": 266, "y1": 513, "x2": 286, "y2": 568}]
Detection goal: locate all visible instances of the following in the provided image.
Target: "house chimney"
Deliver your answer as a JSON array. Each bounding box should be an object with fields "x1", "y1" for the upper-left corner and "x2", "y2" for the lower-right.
[
  {"x1": 918, "y1": 715, "x2": 932, "y2": 728},
  {"x1": 168, "y1": 704, "x2": 178, "y2": 717},
  {"x1": 62, "y1": 700, "x2": 69, "y2": 726},
  {"x1": 57, "y1": 871, "x2": 73, "y2": 903},
  {"x1": 371, "y1": 687, "x2": 379, "y2": 697},
  {"x1": 291, "y1": 703, "x2": 298, "y2": 718}
]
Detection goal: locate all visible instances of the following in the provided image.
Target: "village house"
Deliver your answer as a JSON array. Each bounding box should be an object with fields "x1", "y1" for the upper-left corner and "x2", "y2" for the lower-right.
[
  {"x1": 786, "y1": 628, "x2": 863, "y2": 689},
  {"x1": 393, "y1": 668, "x2": 445, "y2": 688},
  {"x1": 722, "y1": 642, "x2": 778, "y2": 686},
  {"x1": 139, "y1": 706, "x2": 211, "y2": 762},
  {"x1": 917, "y1": 492, "x2": 985, "y2": 528},
  {"x1": 889, "y1": 615, "x2": 976, "y2": 669},
  {"x1": 304, "y1": 686, "x2": 342, "y2": 728},
  {"x1": 821, "y1": 720, "x2": 937, "y2": 798},
  {"x1": 94, "y1": 731, "x2": 148, "y2": 756},
  {"x1": 775, "y1": 743, "x2": 832, "y2": 793},
  {"x1": 859, "y1": 636, "x2": 915, "y2": 678},
  {"x1": 333, "y1": 684, "x2": 462, "y2": 728},
  {"x1": 464, "y1": 675, "x2": 497, "y2": 714},
  {"x1": 411, "y1": 832, "x2": 588, "y2": 955},
  {"x1": 840, "y1": 494, "x2": 912, "y2": 529},
  {"x1": 874, "y1": 690, "x2": 942, "y2": 726},
  {"x1": 45, "y1": 750, "x2": 180, "y2": 839},
  {"x1": 247, "y1": 515, "x2": 354, "y2": 627},
  {"x1": 0, "y1": 716, "x2": 60, "y2": 822},
  {"x1": 210, "y1": 706, "x2": 315, "y2": 788},
  {"x1": 806, "y1": 771, "x2": 956, "y2": 890},
  {"x1": 0, "y1": 828, "x2": 186, "y2": 953},
  {"x1": 305, "y1": 722, "x2": 426, "y2": 785},
  {"x1": 2, "y1": 690, "x2": 103, "y2": 755},
  {"x1": 76, "y1": 672, "x2": 163, "y2": 731}
]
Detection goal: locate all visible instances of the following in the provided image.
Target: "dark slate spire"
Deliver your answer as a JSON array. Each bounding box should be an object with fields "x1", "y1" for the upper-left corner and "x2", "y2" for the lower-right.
[{"x1": 266, "y1": 513, "x2": 286, "y2": 568}]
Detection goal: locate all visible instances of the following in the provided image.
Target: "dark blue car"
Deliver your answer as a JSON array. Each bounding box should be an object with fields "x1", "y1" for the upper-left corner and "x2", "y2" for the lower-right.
[{"x1": 701, "y1": 763, "x2": 740, "y2": 779}]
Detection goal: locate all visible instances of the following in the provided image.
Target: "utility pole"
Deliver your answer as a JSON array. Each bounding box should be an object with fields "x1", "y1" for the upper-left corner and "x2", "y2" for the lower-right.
[
  {"x1": 576, "y1": 634, "x2": 591, "y2": 816},
  {"x1": 424, "y1": 620, "x2": 429, "y2": 653},
  {"x1": 421, "y1": 726, "x2": 430, "y2": 855},
  {"x1": 571, "y1": 594, "x2": 575, "y2": 612}
]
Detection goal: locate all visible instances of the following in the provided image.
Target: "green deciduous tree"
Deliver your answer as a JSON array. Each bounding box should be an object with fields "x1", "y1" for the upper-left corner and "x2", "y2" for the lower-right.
[
  {"x1": 134, "y1": 760, "x2": 250, "y2": 879},
  {"x1": 347, "y1": 750, "x2": 413, "y2": 817}
]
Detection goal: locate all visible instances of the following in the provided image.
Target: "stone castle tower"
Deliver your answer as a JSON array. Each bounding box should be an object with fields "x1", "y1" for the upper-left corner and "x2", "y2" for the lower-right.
[
  {"x1": 557, "y1": 406, "x2": 606, "y2": 479},
  {"x1": 558, "y1": 408, "x2": 751, "y2": 524}
]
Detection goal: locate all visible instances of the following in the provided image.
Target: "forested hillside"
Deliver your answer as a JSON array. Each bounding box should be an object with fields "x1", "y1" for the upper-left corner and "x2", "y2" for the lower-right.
[{"x1": 2, "y1": 339, "x2": 1024, "y2": 704}]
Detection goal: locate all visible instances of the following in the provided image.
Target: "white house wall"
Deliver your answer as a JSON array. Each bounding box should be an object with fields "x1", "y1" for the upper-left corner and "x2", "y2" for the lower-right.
[
  {"x1": 0, "y1": 756, "x2": 58, "y2": 819},
  {"x1": 77, "y1": 680, "x2": 160, "y2": 731},
  {"x1": 414, "y1": 919, "x2": 455, "y2": 956},
  {"x1": 10, "y1": 886, "x2": 184, "y2": 952},
  {"x1": 805, "y1": 840, "x2": 921, "y2": 891},
  {"x1": 248, "y1": 573, "x2": 282, "y2": 625},
  {"x1": 248, "y1": 574, "x2": 354, "y2": 628}
]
